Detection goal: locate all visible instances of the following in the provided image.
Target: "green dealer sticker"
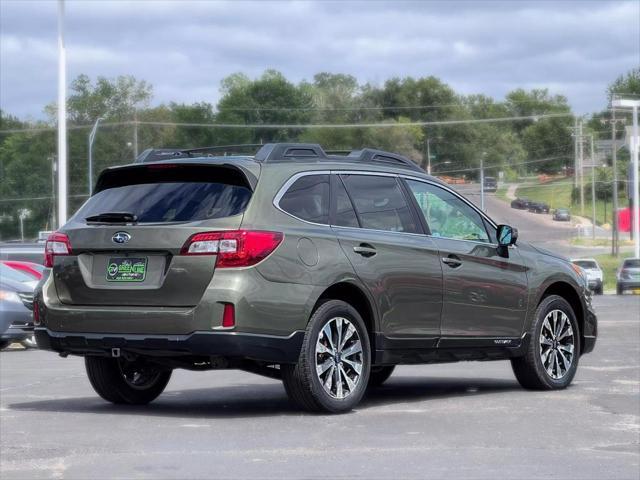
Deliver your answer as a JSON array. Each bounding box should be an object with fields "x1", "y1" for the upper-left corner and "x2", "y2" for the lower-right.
[{"x1": 106, "y1": 257, "x2": 148, "y2": 282}]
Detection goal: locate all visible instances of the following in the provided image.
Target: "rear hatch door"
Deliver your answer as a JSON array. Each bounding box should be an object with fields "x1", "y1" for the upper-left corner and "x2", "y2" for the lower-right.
[{"x1": 54, "y1": 162, "x2": 255, "y2": 307}]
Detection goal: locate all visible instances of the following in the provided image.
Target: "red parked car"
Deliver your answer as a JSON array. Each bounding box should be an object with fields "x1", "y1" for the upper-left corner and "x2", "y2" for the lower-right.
[{"x1": 1, "y1": 260, "x2": 44, "y2": 281}]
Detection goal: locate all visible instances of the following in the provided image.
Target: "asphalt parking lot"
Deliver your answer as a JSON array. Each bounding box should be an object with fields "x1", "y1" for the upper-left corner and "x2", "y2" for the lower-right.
[{"x1": 1, "y1": 295, "x2": 638, "y2": 479}]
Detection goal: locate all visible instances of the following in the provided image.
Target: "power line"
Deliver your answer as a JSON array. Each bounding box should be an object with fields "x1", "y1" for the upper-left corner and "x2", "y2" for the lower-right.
[
  {"x1": 436, "y1": 155, "x2": 570, "y2": 174},
  {"x1": 135, "y1": 113, "x2": 571, "y2": 130},
  {"x1": 0, "y1": 112, "x2": 572, "y2": 134}
]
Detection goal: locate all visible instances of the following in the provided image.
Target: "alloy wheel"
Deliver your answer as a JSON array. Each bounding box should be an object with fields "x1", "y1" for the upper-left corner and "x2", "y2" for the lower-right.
[
  {"x1": 539, "y1": 309, "x2": 575, "y2": 379},
  {"x1": 315, "y1": 317, "x2": 364, "y2": 399}
]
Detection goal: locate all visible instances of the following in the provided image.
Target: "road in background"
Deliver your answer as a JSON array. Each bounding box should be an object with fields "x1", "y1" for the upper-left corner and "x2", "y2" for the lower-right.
[
  {"x1": 1, "y1": 296, "x2": 638, "y2": 479},
  {"x1": 454, "y1": 184, "x2": 603, "y2": 258}
]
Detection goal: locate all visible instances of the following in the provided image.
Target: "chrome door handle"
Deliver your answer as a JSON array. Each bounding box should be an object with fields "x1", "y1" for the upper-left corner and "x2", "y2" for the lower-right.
[
  {"x1": 442, "y1": 256, "x2": 462, "y2": 267},
  {"x1": 353, "y1": 244, "x2": 377, "y2": 257}
]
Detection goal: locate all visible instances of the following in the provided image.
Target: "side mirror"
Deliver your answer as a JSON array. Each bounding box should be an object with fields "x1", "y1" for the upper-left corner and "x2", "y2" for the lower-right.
[{"x1": 497, "y1": 224, "x2": 518, "y2": 246}]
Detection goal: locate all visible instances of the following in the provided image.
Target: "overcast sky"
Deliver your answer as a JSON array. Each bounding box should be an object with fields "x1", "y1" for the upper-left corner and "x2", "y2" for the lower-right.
[{"x1": 1, "y1": 0, "x2": 638, "y2": 120}]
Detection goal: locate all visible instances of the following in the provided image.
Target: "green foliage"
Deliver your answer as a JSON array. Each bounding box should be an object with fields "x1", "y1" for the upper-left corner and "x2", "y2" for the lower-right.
[
  {"x1": 608, "y1": 68, "x2": 640, "y2": 100},
  {"x1": 0, "y1": 69, "x2": 628, "y2": 240}
]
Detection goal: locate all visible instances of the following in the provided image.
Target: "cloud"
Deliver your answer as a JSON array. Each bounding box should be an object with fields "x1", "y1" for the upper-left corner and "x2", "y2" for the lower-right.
[{"x1": 1, "y1": 0, "x2": 638, "y2": 119}]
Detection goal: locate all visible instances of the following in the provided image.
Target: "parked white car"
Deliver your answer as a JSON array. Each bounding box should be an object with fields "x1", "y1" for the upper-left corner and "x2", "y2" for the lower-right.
[{"x1": 571, "y1": 258, "x2": 604, "y2": 295}]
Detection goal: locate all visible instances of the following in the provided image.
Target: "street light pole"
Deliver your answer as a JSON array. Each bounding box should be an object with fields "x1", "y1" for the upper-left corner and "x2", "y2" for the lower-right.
[
  {"x1": 579, "y1": 119, "x2": 585, "y2": 215},
  {"x1": 57, "y1": 0, "x2": 67, "y2": 227},
  {"x1": 88, "y1": 117, "x2": 104, "y2": 196},
  {"x1": 632, "y1": 104, "x2": 640, "y2": 258},
  {"x1": 480, "y1": 152, "x2": 486, "y2": 212},
  {"x1": 590, "y1": 135, "x2": 596, "y2": 240},
  {"x1": 613, "y1": 99, "x2": 640, "y2": 258}
]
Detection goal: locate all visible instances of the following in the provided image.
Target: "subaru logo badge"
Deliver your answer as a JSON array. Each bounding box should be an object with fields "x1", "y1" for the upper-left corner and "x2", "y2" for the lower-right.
[{"x1": 112, "y1": 232, "x2": 131, "y2": 244}]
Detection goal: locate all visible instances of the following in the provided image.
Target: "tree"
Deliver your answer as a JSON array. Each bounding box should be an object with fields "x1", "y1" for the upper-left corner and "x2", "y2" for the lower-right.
[
  {"x1": 215, "y1": 70, "x2": 315, "y2": 145},
  {"x1": 608, "y1": 68, "x2": 640, "y2": 100}
]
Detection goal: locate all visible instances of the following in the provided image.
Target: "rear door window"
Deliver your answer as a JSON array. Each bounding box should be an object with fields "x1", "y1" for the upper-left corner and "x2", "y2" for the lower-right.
[
  {"x1": 340, "y1": 175, "x2": 418, "y2": 233},
  {"x1": 75, "y1": 165, "x2": 252, "y2": 223},
  {"x1": 331, "y1": 175, "x2": 359, "y2": 228},
  {"x1": 279, "y1": 174, "x2": 330, "y2": 224}
]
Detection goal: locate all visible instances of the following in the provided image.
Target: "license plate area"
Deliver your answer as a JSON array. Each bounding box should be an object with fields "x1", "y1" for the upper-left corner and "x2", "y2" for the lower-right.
[{"x1": 106, "y1": 257, "x2": 148, "y2": 282}]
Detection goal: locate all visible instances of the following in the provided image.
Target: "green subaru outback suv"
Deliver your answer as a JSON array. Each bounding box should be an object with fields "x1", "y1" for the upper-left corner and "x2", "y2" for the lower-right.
[{"x1": 34, "y1": 143, "x2": 597, "y2": 413}]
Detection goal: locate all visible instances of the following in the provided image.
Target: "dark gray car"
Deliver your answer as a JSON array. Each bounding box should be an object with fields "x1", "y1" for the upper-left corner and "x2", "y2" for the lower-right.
[{"x1": 34, "y1": 143, "x2": 597, "y2": 413}]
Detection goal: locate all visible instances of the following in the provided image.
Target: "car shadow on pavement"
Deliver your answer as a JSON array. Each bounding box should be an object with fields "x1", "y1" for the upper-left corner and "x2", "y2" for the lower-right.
[{"x1": 8, "y1": 376, "x2": 521, "y2": 418}]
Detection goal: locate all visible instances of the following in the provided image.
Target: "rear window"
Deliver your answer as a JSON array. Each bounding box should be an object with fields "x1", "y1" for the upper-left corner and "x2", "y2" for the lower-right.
[
  {"x1": 279, "y1": 174, "x2": 330, "y2": 224},
  {"x1": 75, "y1": 165, "x2": 252, "y2": 223},
  {"x1": 573, "y1": 260, "x2": 598, "y2": 269},
  {"x1": 623, "y1": 259, "x2": 640, "y2": 268}
]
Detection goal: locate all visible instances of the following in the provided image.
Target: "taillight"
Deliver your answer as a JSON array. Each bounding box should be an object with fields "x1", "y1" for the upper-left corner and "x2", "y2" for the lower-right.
[
  {"x1": 44, "y1": 232, "x2": 72, "y2": 268},
  {"x1": 181, "y1": 230, "x2": 283, "y2": 268},
  {"x1": 33, "y1": 297, "x2": 40, "y2": 326}
]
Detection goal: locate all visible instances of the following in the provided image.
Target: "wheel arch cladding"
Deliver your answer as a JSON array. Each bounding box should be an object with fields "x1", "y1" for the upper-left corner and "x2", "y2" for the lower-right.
[
  {"x1": 540, "y1": 282, "x2": 585, "y2": 352},
  {"x1": 313, "y1": 282, "x2": 376, "y2": 351}
]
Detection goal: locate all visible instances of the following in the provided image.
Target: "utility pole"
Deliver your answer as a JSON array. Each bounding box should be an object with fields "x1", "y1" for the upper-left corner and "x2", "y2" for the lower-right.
[
  {"x1": 602, "y1": 111, "x2": 625, "y2": 256},
  {"x1": 426, "y1": 138, "x2": 432, "y2": 175},
  {"x1": 590, "y1": 135, "x2": 597, "y2": 240},
  {"x1": 50, "y1": 156, "x2": 57, "y2": 229},
  {"x1": 88, "y1": 117, "x2": 104, "y2": 196},
  {"x1": 573, "y1": 117, "x2": 578, "y2": 187},
  {"x1": 133, "y1": 109, "x2": 139, "y2": 160},
  {"x1": 57, "y1": 0, "x2": 67, "y2": 227}
]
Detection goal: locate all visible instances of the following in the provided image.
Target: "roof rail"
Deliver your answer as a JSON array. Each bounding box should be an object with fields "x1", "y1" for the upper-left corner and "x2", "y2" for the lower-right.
[
  {"x1": 135, "y1": 142, "x2": 424, "y2": 173},
  {"x1": 348, "y1": 148, "x2": 423, "y2": 172},
  {"x1": 254, "y1": 143, "x2": 328, "y2": 162},
  {"x1": 136, "y1": 144, "x2": 263, "y2": 163}
]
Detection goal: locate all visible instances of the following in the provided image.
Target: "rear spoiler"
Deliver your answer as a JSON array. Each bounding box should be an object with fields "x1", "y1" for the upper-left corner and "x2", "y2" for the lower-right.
[{"x1": 94, "y1": 162, "x2": 258, "y2": 193}]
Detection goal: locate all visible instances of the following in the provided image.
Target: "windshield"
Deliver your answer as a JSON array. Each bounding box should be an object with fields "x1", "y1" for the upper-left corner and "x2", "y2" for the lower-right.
[
  {"x1": 573, "y1": 260, "x2": 598, "y2": 269},
  {"x1": 623, "y1": 259, "x2": 640, "y2": 268}
]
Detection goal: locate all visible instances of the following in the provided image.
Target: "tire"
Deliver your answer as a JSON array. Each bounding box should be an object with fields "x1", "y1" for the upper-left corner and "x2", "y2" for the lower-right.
[
  {"x1": 617, "y1": 284, "x2": 623, "y2": 295},
  {"x1": 282, "y1": 299, "x2": 371, "y2": 413},
  {"x1": 85, "y1": 356, "x2": 172, "y2": 405},
  {"x1": 0, "y1": 340, "x2": 12, "y2": 350},
  {"x1": 368, "y1": 366, "x2": 395, "y2": 388},
  {"x1": 511, "y1": 295, "x2": 580, "y2": 390},
  {"x1": 595, "y1": 285, "x2": 603, "y2": 296}
]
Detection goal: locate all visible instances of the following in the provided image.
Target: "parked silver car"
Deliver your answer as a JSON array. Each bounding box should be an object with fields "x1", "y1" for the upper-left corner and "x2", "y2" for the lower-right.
[
  {"x1": 0, "y1": 264, "x2": 36, "y2": 349},
  {"x1": 617, "y1": 258, "x2": 640, "y2": 295}
]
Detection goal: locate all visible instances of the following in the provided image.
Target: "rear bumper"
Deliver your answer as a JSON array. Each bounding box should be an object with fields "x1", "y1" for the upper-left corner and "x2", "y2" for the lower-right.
[
  {"x1": 1, "y1": 324, "x2": 33, "y2": 341},
  {"x1": 587, "y1": 279, "x2": 602, "y2": 289},
  {"x1": 35, "y1": 328, "x2": 304, "y2": 364},
  {"x1": 617, "y1": 281, "x2": 640, "y2": 291}
]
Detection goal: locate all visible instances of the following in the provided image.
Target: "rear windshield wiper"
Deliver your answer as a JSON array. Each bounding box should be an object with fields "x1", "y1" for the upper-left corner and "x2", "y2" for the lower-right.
[{"x1": 85, "y1": 212, "x2": 138, "y2": 224}]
